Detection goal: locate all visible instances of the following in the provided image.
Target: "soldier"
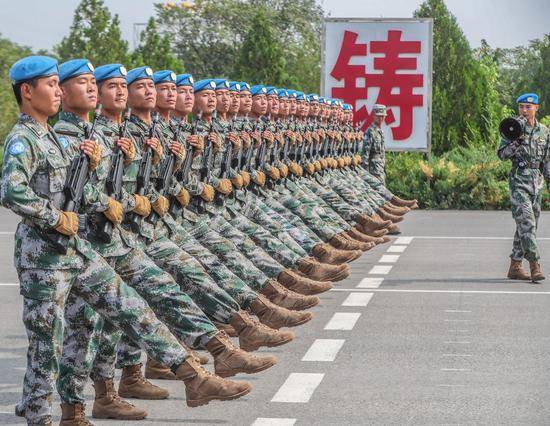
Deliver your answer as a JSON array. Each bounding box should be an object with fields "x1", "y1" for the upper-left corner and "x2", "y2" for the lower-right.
[
  {"x1": 3, "y1": 55, "x2": 251, "y2": 426},
  {"x1": 498, "y1": 93, "x2": 550, "y2": 282},
  {"x1": 364, "y1": 103, "x2": 388, "y2": 183}
]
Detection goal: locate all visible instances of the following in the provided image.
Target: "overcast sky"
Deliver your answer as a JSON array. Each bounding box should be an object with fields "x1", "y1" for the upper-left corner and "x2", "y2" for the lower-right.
[{"x1": 0, "y1": 0, "x2": 548, "y2": 52}]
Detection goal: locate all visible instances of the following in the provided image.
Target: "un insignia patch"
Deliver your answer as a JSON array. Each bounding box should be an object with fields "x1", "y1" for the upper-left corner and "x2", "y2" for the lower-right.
[{"x1": 8, "y1": 141, "x2": 25, "y2": 155}]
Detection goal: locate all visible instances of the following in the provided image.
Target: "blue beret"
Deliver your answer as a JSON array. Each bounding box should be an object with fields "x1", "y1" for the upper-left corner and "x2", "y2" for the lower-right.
[
  {"x1": 287, "y1": 90, "x2": 297, "y2": 99},
  {"x1": 176, "y1": 73, "x2": 194, "y2": 87},
  {"x1": 127, "y1": 66, "x2": 154, "y2": 85},
  {"x1": 250, "y1": 85, "x2": 267, "y2": 96},
  {"x1": 265, "y1": 86, "x2": 277, "y2": 96},
  {"x1": 94, "y1": 64, "x2": 127, "y2": 83},
  {"x1": 59, "y1": 59, "x2": 94, "y2": 84},
  {"x1": 516, "y1": 93, "x2": 538, "y2": 105},
  {"x1": 342, "y1": 104, "x2": 351, "y2": 111},
  {"x1": 277, "y1": 89, "x2": 288, "y2": 98},
  {"x1": 307, "y1": 94, "x2": 319, "y2": 103},
  {"x1": 229, "y1": 81, "x2": 241, "y2": 92},
  {"x1": 318, "y1": 97, "x2": 326, "y2": 104},
  {"x1": 194, "y1": 79, "x2": 217, "y2": 93},
  {"x1": 9, "y1": 55, "x2": 58, "y2": 84},
  {"x1": 295, "y1": 92, "x2": 306, "y2": 101},
  {"x1": 153, "y1": 70, "x2": 177, "y2": 85},
  {"x1": 239, "y1": 82, "x2": 251, "y2": 92},
  {"x1": 214, "y1": 79, "x2": 230, "y2": 91}
]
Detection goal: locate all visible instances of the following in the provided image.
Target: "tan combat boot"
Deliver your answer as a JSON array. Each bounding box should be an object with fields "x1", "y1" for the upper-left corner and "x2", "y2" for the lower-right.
[
  {"x1": 119, "y1": 363, "x2": 170, "y2": 399},
  {"x1": 391, "y1": 195, "x2": 418, "y2": 208},
  {"x1": 358, "y1": 224, "x2": 390, "y2": 237},
  {"x1": 383, "y1": 203, "x2": 410, "y2": 215},
  {"x1": 278, "y1": 269, "x2": 333, "y2": 295},
  {"x1": 213, "y1": 320, "x2": 238, "y2": 337},
  {"x1": 206, "y1": 331, "x2": 277, "y2": 377},
  {"x1": 175, "y1": 356, "x2": 251, "y2": 407},
  {"x1": 529, "y1": 261, "x2": 545, "y2": 282},
  {"x1": 260, "y1": 279, "x2": 320, "y2": 310},
  {"x1": 507, "y1": 259, "x2": 530, "y2": 280},
  {"x1": 92, "y1": 379, "x2": 147, "y2": 420},
  {"x1": 377, "y1": 209, "x2": 404, "y2": 223},
  {"x1": 231, "y1": 310, "x2": 295, "y2": 352},
  {"x1": 59, "y1": 403, "x2": 92, "y2": 426},
  {"x1": 387, "y1": 224, "x2": 401, "y2": 235},
  {"x1": 144, "y1": 357, "x2": 177, "y2": 380},
  {"x1": 295, "y1": 259, "x2": 349, "y2": 281},
  {"x1": 311, "y1": 243, "x2": 362, "y2": 264},
  {"x1": 347, "y1": 228, "x2": 388, "y2": 244},
  {"x1": 358, "y1": 213, "x2": 391, "y2": 232},
  {"x1": 329, "y1": 234, "x2": 373, "y2": 252},
  {"x1": 341, "y1": 232, "x2": 376, "y2": 250},
  {"x1": 249, "y1": 294, "x2": 312, "y2": 329}
]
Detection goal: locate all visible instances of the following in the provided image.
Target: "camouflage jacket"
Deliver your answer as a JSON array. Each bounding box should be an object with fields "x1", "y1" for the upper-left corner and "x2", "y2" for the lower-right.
[
  {"x1": 1, "y1": 114, "x2": 98, "y2": 298},
  {"x1": 497, "y1": 120, "x2": 550, "y2": 195},
  {"x1": 363, "y1": 123, "x2": 386, "y2": 181}
]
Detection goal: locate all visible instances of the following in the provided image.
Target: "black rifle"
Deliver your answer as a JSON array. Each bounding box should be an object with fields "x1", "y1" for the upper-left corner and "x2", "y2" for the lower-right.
[
  {"x1": 128, "y1": 112, "x2": 160, "y2": 233},
  {"x1": 49, "y1": 105, "x2": 102, "y2": 254},
  {"x1": 95, "y1": 107, "x2": 132, "y2": 243},
  {"x1": 169, "y1": 117, "x2": 198, "y2": 216},
  {"x1": 195, "y1": 115, "x2": 215, "y2": 214},
  {"x1": 214, "y1": 119, "x2": 235, "y2": 206}
]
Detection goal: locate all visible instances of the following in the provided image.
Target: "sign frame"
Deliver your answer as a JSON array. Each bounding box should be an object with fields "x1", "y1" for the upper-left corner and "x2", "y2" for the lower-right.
[{"x1": 321, "y1": 17, "x2": 434, "y2": 153}]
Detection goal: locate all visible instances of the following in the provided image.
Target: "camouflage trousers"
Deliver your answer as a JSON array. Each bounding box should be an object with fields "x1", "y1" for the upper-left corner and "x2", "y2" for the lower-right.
[
  {"x1": 179, "y1": 214, "x2": 271, "y2": 291},
  {"x1": 58, "y1": 245, "x2": 216, "y2": 403},
  {"x1": 15, "y1": 250, "x2": 186, "y2": 425},
  {"x1": 510, "y1": 187, "x2": 542, "y2": 262},
  {"x1": 357, "y1": 167, "x2": 394, "y2": 201}
]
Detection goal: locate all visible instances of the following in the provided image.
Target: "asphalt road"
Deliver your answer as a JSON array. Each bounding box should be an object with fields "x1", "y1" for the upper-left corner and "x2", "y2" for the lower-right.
[{"x1": 1, "y1": 208, "x2": 550, "y2": 425}]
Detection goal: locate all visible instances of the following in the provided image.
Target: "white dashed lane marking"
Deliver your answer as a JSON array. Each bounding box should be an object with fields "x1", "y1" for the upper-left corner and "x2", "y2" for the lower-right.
[
  {"x1": 395, "y1": 236, "x2": 414, "y2": 244},
  {"x1": 379, "y1": 254, "x2": 399, "y2": 263},
  {"x1": 271, "y1": 373, "x2": 325, "y2": 403},
  {"x1": 356, "y1": 277, "x2": 384, "y2": 288},
  {"x1": 342, "y1": 292, "x2": 373, "y2": 307},
  {"x1": 302, "y1": 339, "x2": 345, "y2": 362},
  {"x1": 368, "y1": 265, "x2": 392, "y2": 275},
  {"x1": 251, "y1": 418, "x2": 296, "y2": 426},
  {"x1": 324, "y1": 313, "x2": 361, "y2": 330},
  {"x1": 386, "y1": 245, "x2": 407, "y2": 253}
]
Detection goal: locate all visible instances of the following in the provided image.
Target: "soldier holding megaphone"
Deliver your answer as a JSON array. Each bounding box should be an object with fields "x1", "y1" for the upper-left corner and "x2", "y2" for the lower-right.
[{"x1": 498, "y1": 93, "x2": 550, "y2": 282}]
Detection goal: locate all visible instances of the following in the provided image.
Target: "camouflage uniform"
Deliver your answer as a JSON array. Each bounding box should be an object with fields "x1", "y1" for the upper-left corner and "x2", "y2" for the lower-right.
[
  {"x1": 498, "y1": 120, "x2": 550, "y2": 262},
  {"x1": 364, "y1": 122, "x2": 386, "y2": 183},
  {"x1": 52, "y1": 112, "x2": 219, "y2": 404},
  {"x1": 1, "y1": 114, "x2": 188, "y2": 425}
]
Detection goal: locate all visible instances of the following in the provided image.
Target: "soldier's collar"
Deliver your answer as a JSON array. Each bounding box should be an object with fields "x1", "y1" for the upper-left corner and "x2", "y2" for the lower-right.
[
  {"x1": 129, "y1": 113, "x2": 151, "y2": 131},
  {"x1": 18, "y1": 113, "x2": 49, "y2": 138},
  {"x1": 59, "y1": 111, "x2": 88, "y2": 129}
]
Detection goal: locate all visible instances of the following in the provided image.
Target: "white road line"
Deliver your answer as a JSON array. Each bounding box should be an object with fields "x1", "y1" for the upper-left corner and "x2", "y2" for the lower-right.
[
  {"x1": 442, "y1": 354, "x2": 472, "y2": 357},
  {"x1": 441, "y1": 368, "x2": 471, "y2": 371},
  {"x1": 302, "y1": 339, "x2": 345, "y2": 362},
  {"x1": 444, "y1": 341, "x2": 471, "y2": 344},
  {"x1": 330, "y1": 288, "x2": 550, "y2": 295},
  {"x1": 0, "y1": 283, "x2": 18, "y2": 286},
  {"x1": 445, "y1": 310, "x2": 471, "y2": 313},
  {"x1": 252, "y1": 418, "x2": 296, "y2": 426},
  {"x1": 409, "y1": 235, "x2": 550, "y2": 240},
  {"x1": 386, "y1": 245, "x2": 407, "y2": 253},
  {"x1": 342, "y1": 292, "x2": 373, "y2": 307},
  {"x1": 324, "y1": 313, "x2": 361, "y2": 330},
  {"x1": 271, "y1": 373, "x2": 324, "y2": 403},
  {"x1": 379, "y1": 254, "x2": 400, "y2": 263},
  {"x1": 444, "y1": 319, "x2": 471, "y2": 322},
  {"x1": 395, "y1": 236, "x2": 414, "y2": 244},
  {"x1": 368, "y1": 265, "x2": 392, "y2": 275},
  {"x1": 356, "y1": 277, "x2": 384, "y2": 288},
  {"x1": 437, "y1": 384, "x2": 466, "y2": 387},
  {"x1": 448, "y1": 330, "x2": 470, "y2": 333},
  {"x1": 0, "y1": 232, "x2": 14, "y2": 235}
]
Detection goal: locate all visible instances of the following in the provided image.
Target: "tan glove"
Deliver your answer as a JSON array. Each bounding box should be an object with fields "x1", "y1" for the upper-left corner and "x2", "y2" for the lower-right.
[
  {"x1": 104, "y1": 197, "x2": 123, "y2": 224},
  {"x1": 314, "y1": 160, "x2": 322, "y2": 172},
  {"x1": 337, "y1": 158, "x2": 346, "y2": 168},
  {"x1": 268, "y1": 167, "x2": 280, "y2": 180},
  {"x1": 133, "y1": 194, "x2": 151, "y2": 217},
  {"x1": 54, "y1": 211, "x2": 79, "y2": 236},
  {"x1": 320, "y1": 158, "x2": 328, "y2": 169},
  {"x1": 252, "y1": 171, "x2": 266, "y2": 187},
  {"x1": 279, "y1": 164, "x2": 289, "y2": 178},
  {"x1": 354, "y1": 154, "x2": 362, "y2": 165},
  {"x1": 152, "y1": 195, "x2": 169, "y2": 217},
  {"x1": 200, "y1": 184, "x2": 215, "y2": 202},
  {"x1": 147, "y1": 138, "x2": 163, "y2": 166},
  {"x1": 289, "y1": 162, "x2": 301, "y2": 176},
  {"x1": 306, "y1": 162, "x2": 315, "y2": 175},
  {"x1": 87, "y1": 141, "x2": 102, "y2": 171},
  {"x1": 241, "y1": 171, "x2": 251, "y2": 186},
  {"x1": 231, "y1": 173, "x2": 244, "y2": 189},
  {"x1": 116, "y1": 137, "x2": 136, "y2": 167},
  {"x1": 176, "y1": 188, "x2": 190, "y2": 207},
  {"x1": 216, "y1": 178, "x2": 233, "y2": 195}
]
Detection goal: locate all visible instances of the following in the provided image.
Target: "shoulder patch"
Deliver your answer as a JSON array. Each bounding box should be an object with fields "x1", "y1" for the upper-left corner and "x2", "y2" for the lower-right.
[
  {"x1": 8, "y1": 141, "x2": 26, "y2": 156},
  {"x1": 59, "y1": 137, "x2": 70, "y2": 149}
]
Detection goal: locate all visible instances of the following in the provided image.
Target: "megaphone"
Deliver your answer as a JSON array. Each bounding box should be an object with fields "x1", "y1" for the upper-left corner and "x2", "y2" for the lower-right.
[{"x1": 499, "y1": 116, "x2": 526, "y2": 141}]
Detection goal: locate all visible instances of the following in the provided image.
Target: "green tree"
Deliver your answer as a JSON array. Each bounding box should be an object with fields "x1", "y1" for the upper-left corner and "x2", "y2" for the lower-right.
[
  {"x1": 414, "y1": 0, "x2": 489, "y2": 154},
  {"x1": 131, "y1": 17, "x2": 184, "y2": 72},
  {"x1": 234, "y1": 8, "x2": 286, "y2": 85},
  {"x1": 0, "y1": 35, "x2": 32, "y2": 144},
  {"x1": 56, "y1": 0, "x2": 130, "y2": 65}
]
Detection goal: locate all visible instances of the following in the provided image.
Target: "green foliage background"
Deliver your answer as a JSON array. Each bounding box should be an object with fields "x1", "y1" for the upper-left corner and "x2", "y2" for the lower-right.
[{"x1": 0, "y1": 0, "x2": 549, "y2": 210}]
